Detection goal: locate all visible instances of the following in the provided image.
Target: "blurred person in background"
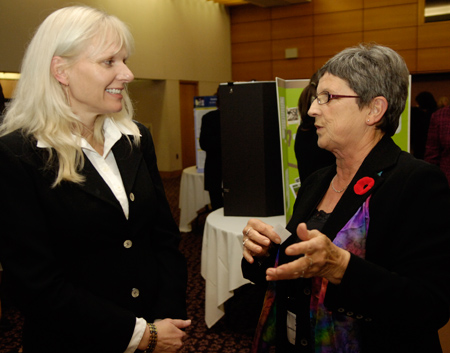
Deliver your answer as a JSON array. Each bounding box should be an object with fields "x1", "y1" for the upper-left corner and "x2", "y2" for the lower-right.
[
  {"x1": 294, "y1": 72, "x2": 334, "y2": 183},
  {"x1": 410, "y1": 91, "x2": 437, "y2": 159}
]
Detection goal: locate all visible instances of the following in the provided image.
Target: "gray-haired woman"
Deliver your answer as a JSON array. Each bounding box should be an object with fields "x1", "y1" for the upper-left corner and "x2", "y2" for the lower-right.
[{"x1": 242, "y1": 44, "x2": 450, "y2": 353}]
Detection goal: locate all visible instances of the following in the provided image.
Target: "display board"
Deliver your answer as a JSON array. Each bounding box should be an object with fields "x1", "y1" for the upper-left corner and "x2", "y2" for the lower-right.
[{"x1": 276, "y1": 78, "x2": 309, "y2": 222}]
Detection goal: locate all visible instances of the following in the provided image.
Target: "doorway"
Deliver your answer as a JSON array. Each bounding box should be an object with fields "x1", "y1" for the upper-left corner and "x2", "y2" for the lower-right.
[{"x1": 179, "y1": 81, "x2": 199, "y2": 169}]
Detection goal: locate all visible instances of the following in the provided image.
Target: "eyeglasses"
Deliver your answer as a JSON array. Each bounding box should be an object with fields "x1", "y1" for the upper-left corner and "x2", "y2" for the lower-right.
[{"x1": 313, "y1": 91, "x2": 360, "y2": 105}]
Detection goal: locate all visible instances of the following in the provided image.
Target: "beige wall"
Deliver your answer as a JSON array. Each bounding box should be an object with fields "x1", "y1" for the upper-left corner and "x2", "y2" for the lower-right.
[{"x1": 0, "y1": 0, "x2": 232, "y2": 171}]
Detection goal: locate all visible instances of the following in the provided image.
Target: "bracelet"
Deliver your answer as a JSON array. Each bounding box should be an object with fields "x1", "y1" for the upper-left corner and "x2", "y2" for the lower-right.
[{"x1": 143, "y1": 322, "x2": 158, "y2": 353}]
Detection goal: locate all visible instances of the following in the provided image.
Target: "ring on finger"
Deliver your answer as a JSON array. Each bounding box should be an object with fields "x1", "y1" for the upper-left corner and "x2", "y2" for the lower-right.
[
  {"x1": 245, "y1": 227, "x2": 253, "y2": 236},
  {"x1": 243, "y1": 238, "x2": 249, "y2": 247}
]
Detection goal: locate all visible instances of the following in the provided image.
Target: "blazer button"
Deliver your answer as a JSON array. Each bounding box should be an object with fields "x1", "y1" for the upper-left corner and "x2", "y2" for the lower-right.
[
  {"x1": 300, "y1": 339, "x2": 308, "y2": 346},
  {"x1": 129, "y1": 193, "x2": 135, "y2": 201},
  {"x1": 131, "y1": 288, "x2": 140, "y2": 298},
  {"x1": 123, "y1": 240, "x2": 133, "y2": 248}
]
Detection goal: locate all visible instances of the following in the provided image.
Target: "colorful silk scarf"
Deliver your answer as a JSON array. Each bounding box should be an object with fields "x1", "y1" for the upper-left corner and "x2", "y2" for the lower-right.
[
  {"x1": 310, "y1": 196, "x2": 371, "y2": 353},
  {"x1": 251, "y1": 249, "x2": 280, "y2": 353},
  {"x1": 252, "y1": 196, "x2": 371, "y2": 353}
]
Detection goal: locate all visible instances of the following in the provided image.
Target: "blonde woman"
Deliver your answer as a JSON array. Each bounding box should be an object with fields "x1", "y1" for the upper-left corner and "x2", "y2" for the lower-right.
[{"x1": 0, "y1": 6, "x2": 190, "y2": 353}]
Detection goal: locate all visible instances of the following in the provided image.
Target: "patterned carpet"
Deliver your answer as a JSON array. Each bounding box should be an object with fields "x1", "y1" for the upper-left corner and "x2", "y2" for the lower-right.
[{"x1": 0, "y1": 174, "x2": 262, "y2": 353}]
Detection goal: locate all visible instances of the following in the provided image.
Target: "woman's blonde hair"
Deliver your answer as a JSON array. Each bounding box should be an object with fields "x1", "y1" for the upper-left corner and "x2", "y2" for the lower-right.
[{"x1": 1, "y1": 6, "x2": 140, "y2": 186}]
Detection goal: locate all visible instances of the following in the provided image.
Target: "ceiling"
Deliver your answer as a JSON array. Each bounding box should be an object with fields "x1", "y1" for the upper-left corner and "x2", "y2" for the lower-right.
[{"x1": 206, "y1": 0, "x2": 311, "y2": 7}]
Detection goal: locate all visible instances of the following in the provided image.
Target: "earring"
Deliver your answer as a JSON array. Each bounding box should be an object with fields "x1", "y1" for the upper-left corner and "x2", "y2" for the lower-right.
[{"x1": 367, "y1": 119, "x2": 370, "y2": 123}]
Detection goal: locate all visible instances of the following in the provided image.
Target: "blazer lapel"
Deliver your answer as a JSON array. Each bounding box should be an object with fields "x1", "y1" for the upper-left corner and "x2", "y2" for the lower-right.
[
  {"x1": 78, "y1": 157, "x2": 120, "y2": 209},
  {"x1": 288, "y1": 136, "x2": 402, "y2": 241},
  {"x1": 322, "y1": 136, "x2": 401, "y2": 240},
  {"x1": 76, "y1": 135, "x2": 143, "y2": 209},
  {"x1": 111, "y1": 135, "x2": 143, "y2": 195}
]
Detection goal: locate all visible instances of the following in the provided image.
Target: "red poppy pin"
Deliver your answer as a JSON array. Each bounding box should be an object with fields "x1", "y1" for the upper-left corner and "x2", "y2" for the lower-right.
[{"x1": 354, "y1": 177, "x2": 375, "y2": 195}]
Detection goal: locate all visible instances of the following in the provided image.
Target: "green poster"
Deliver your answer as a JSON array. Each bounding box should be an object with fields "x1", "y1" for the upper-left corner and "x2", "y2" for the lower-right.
[
  {"x1": 276, "y1": 78, "x2": 309, "y2": 223},
  {"x1": 276, "y1": 77, "x2": 411, "y2": 224},
  {"x1": 392, "y1": 75, "x2": 411, "y2": 154}
]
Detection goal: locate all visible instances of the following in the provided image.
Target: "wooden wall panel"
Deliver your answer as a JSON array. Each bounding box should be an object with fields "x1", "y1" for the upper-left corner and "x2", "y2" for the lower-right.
[
  {"x1": 230, "y1": 5, "x2": 271, "y2": 23},
  {"x1": 232, "y1": 61, "x2": 273, "y2": 81},
  {"x1": 272, "y1": 37, "x2": 313, "y2": 60},
  {"x1": 314, "y1": 10, "x2": 363, "y2": 36},
  {"x1": 314, "y1": 32, "x2": 364, "y2": 57},
  {"x1": 230, "y1": 0, "x2": 450, "y2": 80},
  {"x1": 364, "y1": 0, "x2": 416, "y2": 8},
  {"x1": 271, "y1": 2, "x2": 313, "y2": 19},
  {"x1": 397, "y1": 49, "x2": 417, "y2": 73},
  {"x1": 272, "y1": 58, "x2": 314, "y2": 79},
  {"x1": 418, "y1": 22, "x2": 450, "y2": 49},
  {"x1": 272, "y1": 16, "x2": 313, "y2": 39},
  {"x1": 232, "y1": 41, "x2": 272, "y2": 62},
  {"x1": 364, "y1": 4, "x2": 417, "y2": 31},
  {"x1": 363, "y1": 27, "x2": 417, "y2": 50},
  {"x1": 314, "y1": 56, "x2": 332, "y2": 72},
  {"x1": 417, "y1": 0, "x2": 425, "y2": 25},
  {"x1": 231, "y1": 21, "x2": 271, "y2": 43},
  {"x1": 313, "y1": 0, "x2": 363, "y2": 14},
  {"x1": 314, "y1": 49, "x2": 416, "y2": 74},
  {"x1": 418, "y1": 47, "x2": 450, "y2": 72}
]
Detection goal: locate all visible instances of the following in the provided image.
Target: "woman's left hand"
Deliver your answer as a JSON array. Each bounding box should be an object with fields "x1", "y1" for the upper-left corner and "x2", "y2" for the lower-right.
[
  {"x1": 153, "y1": 319, "x2": 191, "y2": 353},
  {"x1": 265, "y1": 223, "x2": 351, "y2": 285}
]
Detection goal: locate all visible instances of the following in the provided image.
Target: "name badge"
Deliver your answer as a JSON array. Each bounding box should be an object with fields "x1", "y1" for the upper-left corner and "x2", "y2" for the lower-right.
[{"x1": 287, "y1": 310, "x2": 296, "y2": 345}]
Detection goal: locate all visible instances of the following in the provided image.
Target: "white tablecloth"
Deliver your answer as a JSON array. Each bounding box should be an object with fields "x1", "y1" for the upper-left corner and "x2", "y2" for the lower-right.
[
  {"x1": 200, "y1": 207, "x2": 286, "y2": 328},
  {"x1": 178, "y1": 166, "x2": 210, "y2": 232}
]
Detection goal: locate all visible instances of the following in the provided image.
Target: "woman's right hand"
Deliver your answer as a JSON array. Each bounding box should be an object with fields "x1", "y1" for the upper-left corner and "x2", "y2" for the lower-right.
[
  {"x1": 153, "y1": 318, "x2": 191, "y2": 353},
  {"x1": 242, "y1": 219, "x2": 281, "y2": 264}
]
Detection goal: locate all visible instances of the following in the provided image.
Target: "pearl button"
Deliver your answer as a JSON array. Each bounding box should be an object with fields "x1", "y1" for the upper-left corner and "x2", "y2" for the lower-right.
[
  {"x1": 131, "y1": 288, "x2": 140, "y2": 298},
  {"x1": 123, "y1": 240, "x2": 132, "y2": 248}
]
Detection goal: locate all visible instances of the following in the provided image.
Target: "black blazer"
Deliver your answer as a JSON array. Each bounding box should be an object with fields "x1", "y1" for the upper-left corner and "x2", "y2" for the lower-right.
[
  {"x1": 243, "y1": 136, "x2": 450, "y2": 353},
  {"x1": 0, "y1": 122, "x2": 187, "y2": 353}
]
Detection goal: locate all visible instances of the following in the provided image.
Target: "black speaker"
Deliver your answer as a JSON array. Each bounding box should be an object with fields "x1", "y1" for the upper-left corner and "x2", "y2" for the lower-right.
[{"x1": 219, "y1": 82, "x2": 284, "y2": 217}]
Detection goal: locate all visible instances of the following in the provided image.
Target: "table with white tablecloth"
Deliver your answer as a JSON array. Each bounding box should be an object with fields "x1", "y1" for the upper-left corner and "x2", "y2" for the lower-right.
[
  {"x1": 200, "y1": 207, "x2": 286, "y2": 328},
  {"x1": 178, "y1": 166, "x2": 211, "y2": 233}
]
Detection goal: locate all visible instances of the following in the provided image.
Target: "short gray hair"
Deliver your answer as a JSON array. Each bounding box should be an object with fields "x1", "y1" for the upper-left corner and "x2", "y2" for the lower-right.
[{"x1": 317, "y1": 43, "x2": 409, "y2": 136}]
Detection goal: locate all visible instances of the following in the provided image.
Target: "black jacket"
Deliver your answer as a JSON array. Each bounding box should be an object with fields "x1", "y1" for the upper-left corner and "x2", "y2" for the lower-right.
[
  {"x1": 0, "y1": 122, "x2": 187, "y2": 352},
  {"x1": 243, "y1": 136, "x2": 450, "y2": 353}
]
